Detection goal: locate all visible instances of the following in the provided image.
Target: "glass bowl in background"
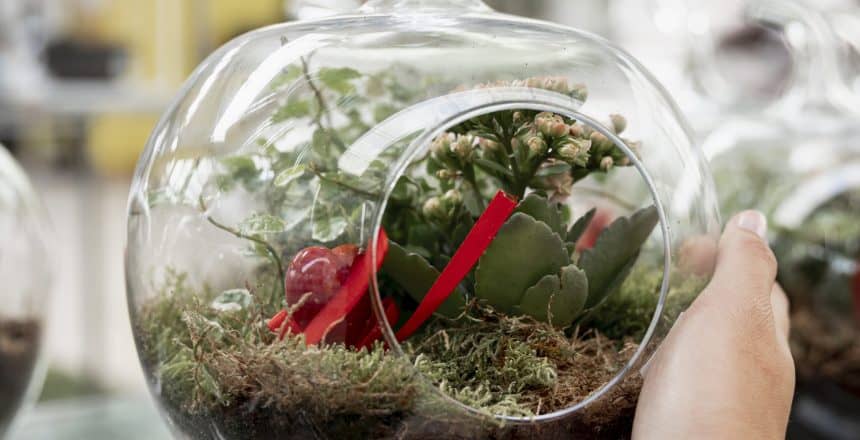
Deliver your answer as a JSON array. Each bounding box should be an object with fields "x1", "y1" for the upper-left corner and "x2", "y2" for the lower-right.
[
  {"x1": 704, "y1": 2, "x2": 860, "y2": 437},
  {"x1": 0, "y1": 146, "x2": 51, "y2": 438}
]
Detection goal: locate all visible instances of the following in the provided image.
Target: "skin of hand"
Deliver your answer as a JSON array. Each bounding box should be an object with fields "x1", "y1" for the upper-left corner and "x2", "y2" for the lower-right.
[{"x1": 633, "y1": 211, "x2": 794, "y2": 439}]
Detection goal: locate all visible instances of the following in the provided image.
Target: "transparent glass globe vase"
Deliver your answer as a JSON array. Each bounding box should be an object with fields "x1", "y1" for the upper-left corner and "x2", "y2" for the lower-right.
[
  {"x1": 126, "y1": 1, "x2": 720, "y2": 438},
  {"x1": 0, "y1": 147, "x2": 50, "y2": 438}
]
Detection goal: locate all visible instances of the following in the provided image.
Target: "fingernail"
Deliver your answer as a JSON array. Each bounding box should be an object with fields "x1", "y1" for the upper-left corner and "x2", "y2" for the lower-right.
[{"x1": 736, "y1": 211, "x2": 768, "y2": 239}]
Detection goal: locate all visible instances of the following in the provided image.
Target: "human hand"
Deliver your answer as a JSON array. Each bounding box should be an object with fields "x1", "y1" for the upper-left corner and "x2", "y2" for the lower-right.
[{"x1": 633, "y1": 211, "x2": 794, "y2": 439}]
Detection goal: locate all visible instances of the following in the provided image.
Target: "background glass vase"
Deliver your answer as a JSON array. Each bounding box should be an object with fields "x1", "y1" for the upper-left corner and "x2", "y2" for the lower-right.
[
  {"x1": 125, "y1": 1, "x2": 719, "y2": 438},
  {"x1": 703, "y1": 2, "x2": 860, "y2": 437},
  {"x1": 0, "y1": 146, "x2": 51, "y2": 438}
]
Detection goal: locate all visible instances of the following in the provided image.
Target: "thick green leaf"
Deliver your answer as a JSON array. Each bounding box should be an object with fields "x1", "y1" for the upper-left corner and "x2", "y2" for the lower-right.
[
  {"x1": 475, "y1": 213, "x2": 570, "y2": 313},
  {"x1": 559, "y1": 264, "x2": 589, "y2": 319},
  {"x1": 518, "y1": 264, "x2": 588, "y2": 327},
  {"x1": 239, "y1": 213, "x2": 287, "y2": 235},
  {"x1": 579, "y1": 205, "x2": 659, "y2": 309},
  {"x1": 382, "y1": 242, "x2": 467, "y2": 318},
  {"x1": 318, "y1": 67, "x2": 362, "y2": 94},
  {"x1": 517, "y1": 274, "x2": 560, "y2": 321},
  {"x1": 515, "y1": 193, "x2": 564, "y2": 236},
  {"x1": 566, "y1": 207, "x2": 596, "y2": 244}
]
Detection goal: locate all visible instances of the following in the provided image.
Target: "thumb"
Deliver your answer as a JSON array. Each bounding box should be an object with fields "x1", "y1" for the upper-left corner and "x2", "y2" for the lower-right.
[{"x1": 702, "y1": 211, "x2": 778, "y2": 309}]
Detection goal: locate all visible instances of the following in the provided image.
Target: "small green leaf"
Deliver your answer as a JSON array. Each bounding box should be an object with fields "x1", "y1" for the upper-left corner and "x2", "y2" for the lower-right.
[
  {"x1": 273, "y1": 165, "x2": 305, "y2": 188},
  {"x1": 271, "y1": 65, "x2": 303, "y2": 89},
  {"x1": 475, "y1": 213, "x2": 570, "y2": 313},
  {"x1": 312, "y1": 215, "x2": 348, "y2": 243},
  {"x1": 221, "y1": 155, "x2": 257, "y2": 175},
  {"x1": 272, "y1": 100, "x2": 313, "y2": 122},
  {"x1": 474, "y1": 158, "x2": 514, "y2": 179},
  {"x1": 383, "y1": 242, "x2": 467, "y2": 318},
  {"x1": 579, "y1": 206, "x2": 659, "y2": 309},
  {"x1": 239, "y1": 213, "x2": 287, "y2": 236},
  {"x1": 535, "y1": 161, "x2": 571, "y2": 177},
  {"x1": 515, "y1": 193, "x2": 564, "y2": 236},
  {"x1": 567, "y1": 207, "x2": 597, "y2": 244},
  {"x1": 210, "y1": 289, "x2": 253, "y2": 312},
  {"x1": 318, "y1": 67, "x2": 362, "y2": 94}
]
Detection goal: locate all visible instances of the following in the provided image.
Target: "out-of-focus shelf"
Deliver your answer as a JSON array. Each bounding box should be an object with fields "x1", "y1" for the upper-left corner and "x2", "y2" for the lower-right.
[
  {"x1": 14, "y1": 79, "x2": 175, "y2": 115},
  {"x1": 11, "y1": 396, "x2": 171, "y2": 440}
]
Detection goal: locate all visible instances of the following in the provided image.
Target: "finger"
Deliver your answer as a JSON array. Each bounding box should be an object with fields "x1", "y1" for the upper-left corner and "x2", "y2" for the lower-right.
[
  {"x1": 770, "y1": 284, "x2": 790, "y2": 340},
  {"x1": 704, "y1": 211, "x2": 778, "y2": 306},
  {"x1": 678, "y1": 235, "x2": 718, "y2": 278}
]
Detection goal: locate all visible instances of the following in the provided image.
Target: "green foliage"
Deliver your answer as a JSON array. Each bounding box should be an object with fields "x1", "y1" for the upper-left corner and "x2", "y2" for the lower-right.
[
  {"x1": 579, "y1": 206, "x2": 659, "y2": 309},
  {"x1": 272, "y1": 164, "x2": 305, "y2": 188},
  {"x1": 238, "y1": 213, "x2": 287, "y2": 236},
  {"x1": 582, "y1": 265, "x2": 705, "y2": 340},
  {"x1": 382, "y1": 242, "x2": 467, "y2": 318},
  {"x1": 517, "y1": 264, "x2": 587, "y2": 327},
  {"x1": 475, "y1": 213, "x2": 570, "y2": 313},
  {"x1": 271, "y1": 99, "x2": 314, "y2": 122},
  {"x1": 513, "y1": 193, "x2": 565, "y2": 236},
  {"x1": 566, "y1": 207, "x2": 596, "y2": 244},
  {"x1": 318, "y1": 67, "x2": 362, "y2": 94}
]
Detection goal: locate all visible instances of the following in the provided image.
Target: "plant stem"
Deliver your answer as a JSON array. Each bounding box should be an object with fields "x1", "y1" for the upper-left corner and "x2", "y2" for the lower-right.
[
  {"x1": 301, "y1": 57, "x2": 347, "y2": 152},
  {"x1": 307, "y1": 164, "x2": 381, "y2": 199},
  {"x1": 198, "y1": 196, "x2": 285, "y2": 287},
  {"x1": 462, "y1": 166, "x2": 486, "y2": 211}
]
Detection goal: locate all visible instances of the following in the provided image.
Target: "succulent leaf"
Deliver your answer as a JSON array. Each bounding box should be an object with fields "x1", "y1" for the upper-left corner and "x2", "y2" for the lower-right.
[
  {"x1": 518, "y1": 264, "x2": 588, "y2": 327},
  {"x1": 579, "y1": 205, "x2": 659, "y2": 309},
  {"x1": 475, "y1": 213, "x2": 569, "y2": 313},
  {"x1": 514, "y1": 193, "x2": 565, "y2": 236},
  {"x1": 517, "y1": 274, "x2": 560, "y2": 320},
  {"x1": 566, "y1": 207, "x2": 597, "y2": 245},
  {"x1": 559, "y1": 264, "x2": 589, "y2": 318},
  {"x1": 382, "y1": 242, "x2": 466, "y2": 318}
]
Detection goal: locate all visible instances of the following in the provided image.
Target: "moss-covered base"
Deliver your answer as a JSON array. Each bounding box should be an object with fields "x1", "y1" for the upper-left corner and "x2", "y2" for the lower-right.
[{"x1": 132, "y1": 266, "x2": 701, "y2": 439}]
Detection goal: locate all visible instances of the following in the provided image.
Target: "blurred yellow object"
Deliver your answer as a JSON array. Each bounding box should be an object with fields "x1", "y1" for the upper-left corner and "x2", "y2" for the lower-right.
[
  {"x1": 71, "y1": 0, "x2": 284, "y2": 86},
  {"x1": 86, "y1": 113, "x2": 159, "y2": 177},
  {"x1": 207, "y1": 0, "x2": 285, "y2": 44}
]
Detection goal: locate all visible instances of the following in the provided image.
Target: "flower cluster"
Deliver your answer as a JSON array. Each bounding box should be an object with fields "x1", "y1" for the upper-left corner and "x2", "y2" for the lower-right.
[{"x1": 424, "y1": 89, "x2": 639, "y2": 210}]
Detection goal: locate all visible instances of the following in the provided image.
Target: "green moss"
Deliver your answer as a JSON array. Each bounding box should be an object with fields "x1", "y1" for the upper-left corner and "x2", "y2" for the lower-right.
[
  {"x1": 581, "y1": 266, "x2": 705, "y2": 341},
  {"x1": 134, "y1": 263, "x2": 700, "y2": 437}
]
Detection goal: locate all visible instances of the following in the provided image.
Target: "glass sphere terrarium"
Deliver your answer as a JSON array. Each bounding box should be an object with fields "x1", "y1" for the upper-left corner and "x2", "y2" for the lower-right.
[
  {"x1": 0, "y1": 147, "x2": 49, "y2": 438},
  {"x1": 126, "y1": 1, "x2": 720, "y2": 438},
  {"x1": 704, "y1": 1, "x2": 860, "y2": 436}
]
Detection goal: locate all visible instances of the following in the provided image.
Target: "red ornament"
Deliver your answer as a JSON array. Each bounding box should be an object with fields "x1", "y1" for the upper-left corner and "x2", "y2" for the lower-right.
[
  {"x1": 576, "y1": 208, "x2": 613, "y2": 251},
  {"x1": 284, "y1": 246, "x2": 357, "y2": 327}
]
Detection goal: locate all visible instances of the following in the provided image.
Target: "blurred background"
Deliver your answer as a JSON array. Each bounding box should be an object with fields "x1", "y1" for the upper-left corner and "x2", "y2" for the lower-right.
[{"x1": 0, "y1": 0, "x2": 858, "y2": 438}]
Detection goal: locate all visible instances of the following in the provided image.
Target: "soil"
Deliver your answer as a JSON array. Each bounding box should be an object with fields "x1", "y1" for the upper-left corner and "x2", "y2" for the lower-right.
[
  {"x1": 788, "y1": 308, "x2": 860, "y2": 440},
  {"x1": 790, "y1": 308, "x2": 860, "y2": 395},
  {"x1": 0, "y1": 318, "x2": 41, "y2": 437}
]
